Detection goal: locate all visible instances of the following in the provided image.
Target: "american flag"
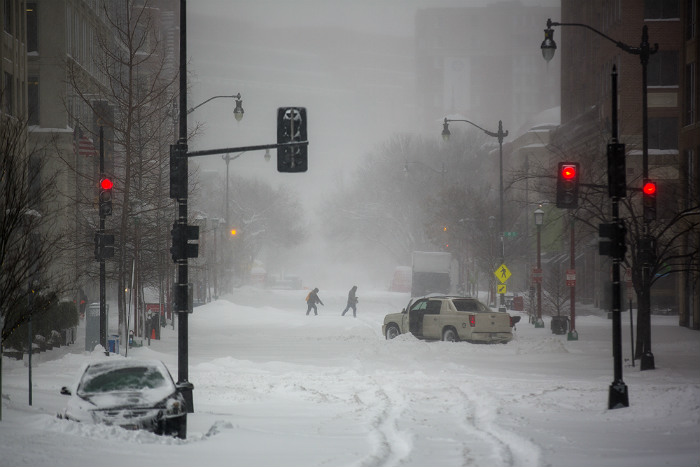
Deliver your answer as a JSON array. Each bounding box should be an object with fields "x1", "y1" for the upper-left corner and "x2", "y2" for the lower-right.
[{"x1": 74, "y1": 129, "x2": 97, "y2": 157}]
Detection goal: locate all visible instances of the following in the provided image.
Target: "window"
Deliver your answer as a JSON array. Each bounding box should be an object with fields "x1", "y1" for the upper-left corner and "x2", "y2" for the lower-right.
[
  {"x1": 645, "y1": 0, "x2": 681, "y2": 18},
  {"x1": 4, "y1": 0, "x2": 13, "y2": 34},
  {"x1": 686, "y1": 63, "x2": 696, "y2": 125},
  {"x1": 28, "y1": 76, "x2": 38, "y2": 125},
  {"x1": 648, "y1": 51, "x2": 679, "y2": 86},
  {"x1": 648, "y1": 117, "x2": 679, "y2": 149},
  {"x1": 3, "y1": 72, "x2": 13, "y2": 115},
  {"x1": 27, "y1": 3, "x2": 37, "y2": 53}
]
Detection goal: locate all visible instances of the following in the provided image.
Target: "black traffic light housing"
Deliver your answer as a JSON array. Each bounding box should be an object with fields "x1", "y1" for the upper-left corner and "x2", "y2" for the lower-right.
[
  {"x1": 607, "y1": 143, "x2": 626, "y2": 199},
  {"x1": 170, "y1": 222, "x2": 199, "y2": 262},
  {"x1": 94, "y1": 232, "x2": 115, "y2": 260},
  {"x1": 556, "y1": 162, "x2": 580, "y2": 209},
  {"x1": 99, "y1": 178, "x2": 113, "y2": 216},
  {"x1": 639, "y1": 235, "x2": 657, "y2": 266},
  {"x1": 642, "y1": 179, "x2": 657, "y2": 221},
  {"x1": 170, "y1": 144, "x2": 187, "y2": 199},
  {"x1": 599, "y1": 221, "x2": 627, "y2": 260},
  {"x1": 277, "y1": 107, "x2": 308, "y2": 172}
]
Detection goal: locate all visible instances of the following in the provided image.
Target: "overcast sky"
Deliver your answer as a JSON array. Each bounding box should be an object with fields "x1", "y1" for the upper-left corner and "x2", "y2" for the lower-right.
[{"x1": 186, "y1": 0, "x2": 559, "y2": 217}]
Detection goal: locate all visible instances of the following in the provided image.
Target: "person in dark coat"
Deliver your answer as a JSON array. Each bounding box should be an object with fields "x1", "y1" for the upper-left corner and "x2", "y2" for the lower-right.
[
  {"x1": 341, "y1": 285, "x2": 359, "y2": 317},
  {"x1": 306, "y1": 288, "x2": 324, "y2": 316}
]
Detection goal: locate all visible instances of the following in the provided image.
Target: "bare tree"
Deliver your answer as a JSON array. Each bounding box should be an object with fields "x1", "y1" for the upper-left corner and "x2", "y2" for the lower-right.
[{"x1": 0, "y1": 113, "x2": 66, "y2": 343}]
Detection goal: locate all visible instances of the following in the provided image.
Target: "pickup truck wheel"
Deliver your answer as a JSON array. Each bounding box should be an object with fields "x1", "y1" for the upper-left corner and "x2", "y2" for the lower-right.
[
  {"x1": 385, "y1": 324, "x2": 400, "y2": 340},
  {"x1": 442, "y1": 327, "x2": 458, "y2": 342}
]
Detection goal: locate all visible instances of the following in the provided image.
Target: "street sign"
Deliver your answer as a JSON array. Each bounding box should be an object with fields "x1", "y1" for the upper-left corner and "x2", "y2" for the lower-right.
[
  {"x1": 494, "y1": 264, "x2": 511, "y2": 283},
  {"x1": 566, "y1": 269, "x2": 576, "y2": 287},
  {"x1": 497, "y1": 284, "x2": 507, "y2": 294},
  {"x1": 531, "y1": 267, "x2": 542, "y2": 284}
]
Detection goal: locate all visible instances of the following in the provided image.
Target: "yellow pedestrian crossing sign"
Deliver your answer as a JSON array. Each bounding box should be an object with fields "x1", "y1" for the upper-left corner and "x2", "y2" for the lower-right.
[
  {"x1": 494, "y1": 264, "x2": 511, "y2": 283},
  {"x1": 497, "y1": 284, "x2": 507, "y2": 294}
]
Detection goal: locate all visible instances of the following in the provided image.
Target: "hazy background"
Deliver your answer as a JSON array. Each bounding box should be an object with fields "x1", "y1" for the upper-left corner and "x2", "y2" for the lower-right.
[{"x1": 186, "y1": 0, "x2": 559, "y2": 289}]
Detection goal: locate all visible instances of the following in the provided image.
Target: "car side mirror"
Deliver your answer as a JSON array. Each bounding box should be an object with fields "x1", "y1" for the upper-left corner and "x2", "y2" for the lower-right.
[
  {"x1": 60, "y1": 386, "x2": 72, "y2": 396},
  {"x1": 176, "y1": 381, "x2": 194, "y2": 393}
]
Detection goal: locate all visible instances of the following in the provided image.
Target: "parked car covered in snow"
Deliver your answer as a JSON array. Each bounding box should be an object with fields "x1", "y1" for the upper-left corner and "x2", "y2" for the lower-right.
[
  {"x1": 382, "y1": 295, "x2": 520, "y2": 343},
  {"x1": 57, "y1": 359, "x2": 189, "y2": 438}
]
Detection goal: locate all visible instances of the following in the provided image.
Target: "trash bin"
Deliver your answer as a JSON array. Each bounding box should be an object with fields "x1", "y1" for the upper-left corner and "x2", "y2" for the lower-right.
[
  {"x1": 107, "y1": 334, "x2": 120, "y2": 354},
  {"x1": 550, "y1": 316, "x2": 569, "y2": 335}
]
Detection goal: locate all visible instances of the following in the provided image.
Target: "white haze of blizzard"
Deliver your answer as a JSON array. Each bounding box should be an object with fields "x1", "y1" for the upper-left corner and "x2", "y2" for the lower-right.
[{"x1": 1, "y1": 287, "x2": 699, "y2": 467}]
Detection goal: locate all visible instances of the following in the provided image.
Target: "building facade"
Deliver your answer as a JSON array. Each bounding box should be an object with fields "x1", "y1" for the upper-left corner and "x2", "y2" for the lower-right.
[{"x1": 415, "y1": 1, "x2": 561, "y2": 137}]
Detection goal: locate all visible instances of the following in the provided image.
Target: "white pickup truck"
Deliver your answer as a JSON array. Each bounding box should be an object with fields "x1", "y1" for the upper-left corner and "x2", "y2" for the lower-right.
[{"x1": 382, "y1": 295, "x2": 520, "y2": 343}]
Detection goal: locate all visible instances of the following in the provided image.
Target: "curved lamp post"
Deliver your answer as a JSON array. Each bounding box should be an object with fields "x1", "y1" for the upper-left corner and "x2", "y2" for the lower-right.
[
  {"x1": 443, "y1": 117, "x2": 508, "y2": 311},
  {"x1": 187, "y1": 93, "x2": 245, "y2": 122},
  {"x1": 541, "y1": 17, "x2": 657, "y2": 370}
]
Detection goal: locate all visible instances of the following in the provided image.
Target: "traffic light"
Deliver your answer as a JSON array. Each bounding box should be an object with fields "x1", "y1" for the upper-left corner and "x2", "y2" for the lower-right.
[
  {"x1": 277, "y1": 107, "x2": 308, "y2": 172},
  {"x1": 170, "y1": 144, "x2": 187, "y2": 199},
  {"x1": 556, "y1": 162, "x2": 580, "y2": 209},
  {"x1": 607, "y1": 143, "x2": 626, "y2": 199},
  {"x1": 99, "y1": 177, "x2": 113, "y2": 216},
  {"x1": 642, "y1": 179, "x2": 657, "y2": 221},
  {"x1": 639, "y1": 235, "x2": 657, "y2": 266},
  {"x1": 170, "y1": 222, "x2": 199, "y2": 262},
  {"x1": 599, "y1": 221, "x2": 627, "y2": 260},
  {"x1": 94, "y1": 233, "x2": 115, "y2": 260}
]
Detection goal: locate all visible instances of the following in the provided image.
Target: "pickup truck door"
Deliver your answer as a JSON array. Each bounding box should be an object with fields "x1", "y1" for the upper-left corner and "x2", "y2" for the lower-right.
[
  {"x1": 421, "y1": 299, "x2": 443, "y2": 339},
  {"x1": 407, "y1": 299, "x2": 428, "y2": 337}
]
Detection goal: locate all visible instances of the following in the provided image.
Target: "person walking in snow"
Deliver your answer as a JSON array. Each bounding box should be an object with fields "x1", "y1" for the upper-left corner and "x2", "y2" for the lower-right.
[
  {"x1": 341, "y1": 285, "x2": 359, "y2": 317},
  {"x1": 305, "y1": 288, "x2": 324, "y2": 316}
]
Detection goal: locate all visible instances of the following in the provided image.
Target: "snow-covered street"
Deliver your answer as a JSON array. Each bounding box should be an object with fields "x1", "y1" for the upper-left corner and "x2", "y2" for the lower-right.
[{"x1": 1, "y1": 287, "x2": 698, "y2": 467}]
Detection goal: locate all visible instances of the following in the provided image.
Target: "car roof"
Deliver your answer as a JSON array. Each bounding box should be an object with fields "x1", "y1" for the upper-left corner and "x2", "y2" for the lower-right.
[{"x1": 84, "y1": 359, "x2": 168, "y2": 374}]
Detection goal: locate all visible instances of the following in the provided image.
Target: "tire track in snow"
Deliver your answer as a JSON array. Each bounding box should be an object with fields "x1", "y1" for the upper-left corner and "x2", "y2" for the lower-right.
[
  {"x1": 456, "y1": 385, "x2": 542, "y2": 466},
  {"x1": 357, "y1": 381, "x2": 412, "y2": 467}
]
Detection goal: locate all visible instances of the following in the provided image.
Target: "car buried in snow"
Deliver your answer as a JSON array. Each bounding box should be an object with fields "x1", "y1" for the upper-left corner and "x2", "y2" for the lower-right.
[
  {"x1": 382, "y1": 295, "x2": 521, "y2": 343},
  {"x1": 57, "y1": 359, "x2": 188, "y2": 438}
]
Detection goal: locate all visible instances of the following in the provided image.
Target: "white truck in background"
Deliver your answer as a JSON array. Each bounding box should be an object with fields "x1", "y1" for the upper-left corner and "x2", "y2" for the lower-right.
[{"x1": 411, "y1": 251, "x2": 456, "y2": 297}]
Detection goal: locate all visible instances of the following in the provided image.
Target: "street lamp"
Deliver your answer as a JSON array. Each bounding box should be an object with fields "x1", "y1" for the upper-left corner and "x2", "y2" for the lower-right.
[
  {"x1": 442, "y1": 117, "x2": 508, "y2": 311},
  {"x1": 187, "y1": 93, "x2": 245, "y2": 122},
  {"x1": 534, "y1": 206, "x2": 545, "y2": 328},
  {"x1": 541, "y1": 17, "x2": 658, "y2": 370}
]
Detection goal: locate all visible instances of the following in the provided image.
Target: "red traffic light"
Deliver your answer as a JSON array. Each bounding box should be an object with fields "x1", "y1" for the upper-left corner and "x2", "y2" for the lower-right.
[
  {"x1": 561, "y1": 165, "x2": 577, "y2": 180},
  {"x1": 643, "y1": 181, "x2": 656, "y2": 195},
  {"x1": 100, "y1": 178, "x2": 113, "y2": 190}
]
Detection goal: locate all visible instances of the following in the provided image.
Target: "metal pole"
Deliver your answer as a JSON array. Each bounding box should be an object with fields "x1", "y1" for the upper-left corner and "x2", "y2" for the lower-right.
[
  {"x1": 569, "y1": 214, "x2": 577, "y2": 340},
  {"x1": 639, "y1": 25, "x2": 655, "y2": 371},
  {"x1": 177, "y1": 0, "x2": 193, "y2": 414},
  {"x1": 537, "y1": 223, "x2": 542, "y2": 322},
  {"x1": 609, "y1": 66, "x2": 629, "y2": 409},
  {"x1": 497, "y1": 121, "x2": 505, "y2": 311},
  {"x1": 99, "y1": 125, "x2": 107, "y2": 355}
]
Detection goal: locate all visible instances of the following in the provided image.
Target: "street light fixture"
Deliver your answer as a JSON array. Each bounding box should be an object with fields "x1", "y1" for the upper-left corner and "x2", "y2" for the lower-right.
[
  {"x1": 541, "y1": 17, "x2": 658, "y2": 370},
  {"x1": 534, "y1": 206, "x2": 545, "y2": 328},
  {"x1": 187, "y1": 93, "x2": 245, "y2": 122},
  {"x1": 442, "y1": 117, "x2": 508, "y2": 311}
]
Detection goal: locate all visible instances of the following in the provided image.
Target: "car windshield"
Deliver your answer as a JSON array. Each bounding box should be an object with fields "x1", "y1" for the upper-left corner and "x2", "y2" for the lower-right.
[{"x1": 79, "y1": 365, "x2": 167, "y2": 394}]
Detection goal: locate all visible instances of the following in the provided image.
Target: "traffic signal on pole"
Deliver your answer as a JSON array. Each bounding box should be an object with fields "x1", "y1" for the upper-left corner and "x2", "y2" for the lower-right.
[
  {"x1": 598, "y1": 221, "x2": 627, "y2": 260},
  {"x1": 170, "y1": 222, "x2": 199, "y2": 262},
  {"x1": 639, "y1": 235, "x2": 657, "y2": 266},
  {"x1": 94, "y1": 232, "x2": 115, "y2": 260},
  {"x1": 277, "y1": 107, "x2": 308, "y2": 173},
  {"x1": 169, "y1": 144, "x2": 187, "y2": 199},
  {"x1": 642, "y1": 179, "x2": 657, "y2": 221},
  {"x1": 556, "y1": 162, "x2": 580, "y2": 209},
  {"x1": 607, "y1": 143, "x2": 626, "y2": 199},
  {"x1": 99, "y1": 177, "x2": 113, "y2": 216}
]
